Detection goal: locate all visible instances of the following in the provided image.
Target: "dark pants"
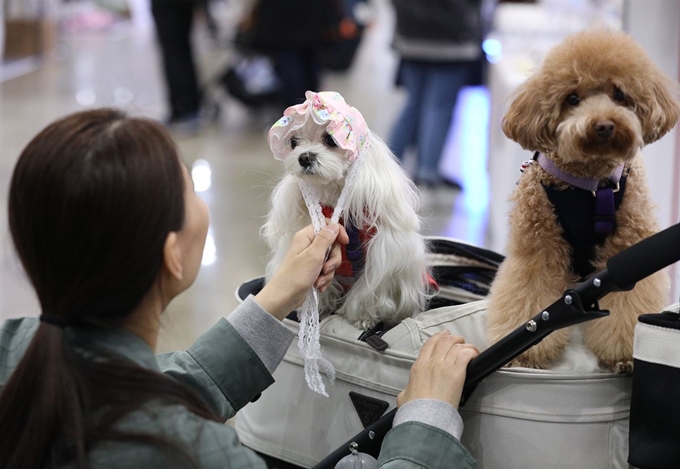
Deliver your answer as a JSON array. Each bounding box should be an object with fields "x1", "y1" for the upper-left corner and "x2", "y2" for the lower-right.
[
  {"x1": 273, "y1": 46, "x2": 321, "y2": 109},
  {"x1": 151, "y1": 0, "x2": 201, "y2": 120},
  {"x1": 389, "y1": 60, "x2": 478, "y2": 184}
]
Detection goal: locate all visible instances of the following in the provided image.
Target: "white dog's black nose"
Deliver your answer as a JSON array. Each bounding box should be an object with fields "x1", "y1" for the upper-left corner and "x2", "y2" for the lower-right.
[
  {"x1": 595, "y1": 120, "x2": 615, "y2": 139},
  {"x1": 298, "y1": 152, "x2": 317, "y2": 168}
]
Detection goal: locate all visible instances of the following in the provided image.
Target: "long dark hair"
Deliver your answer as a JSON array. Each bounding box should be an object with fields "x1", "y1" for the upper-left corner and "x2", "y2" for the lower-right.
[{"x1": 1, "y1": 109, "x2": 219, "y2": 468}]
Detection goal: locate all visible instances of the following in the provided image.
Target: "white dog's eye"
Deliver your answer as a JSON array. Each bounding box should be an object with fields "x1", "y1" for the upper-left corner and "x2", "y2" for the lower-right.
[
  {"x1": 324, "y1": 133, "x2": 337, "y2": 148},
  {"x1": 290, "y1": 137, "x2": 299, "y2": 149},
  {"x1": 613, "y1": 87, "x2": 626, "y2": 102},
  {"x1": 566, "y1": 93, "x2": 580, "y2": 106}
]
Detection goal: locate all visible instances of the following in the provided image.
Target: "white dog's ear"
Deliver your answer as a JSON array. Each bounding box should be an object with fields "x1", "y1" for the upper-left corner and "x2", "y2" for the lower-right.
[
  {"x1": 635, "y1": 69, "x2": 680, "y2": 144},
  {"x1": 346, "y1": 134, "x2": 420, "y2": 231},
  {"x1": 502, "y1": 74, "x2": 561, "y2": 153}
]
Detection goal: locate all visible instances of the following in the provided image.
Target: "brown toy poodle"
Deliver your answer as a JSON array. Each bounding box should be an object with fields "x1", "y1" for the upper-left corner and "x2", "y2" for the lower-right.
[{"x1": 486, "y1": 29, "x2": 680, "y2": 371}]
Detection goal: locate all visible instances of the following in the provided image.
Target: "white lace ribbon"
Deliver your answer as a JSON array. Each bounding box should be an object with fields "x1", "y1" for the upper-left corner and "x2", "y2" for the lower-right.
[{"x1": 296, "y1": 142, "x2": 368, "y2": 396}]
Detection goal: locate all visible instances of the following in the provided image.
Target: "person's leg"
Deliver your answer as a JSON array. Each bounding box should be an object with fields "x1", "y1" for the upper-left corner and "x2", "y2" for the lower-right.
[
  {"x1": 151, "y1": 0, "x2": 201, "y2": 121},
  {"x1": 301, "y1": 45, "x2": 322, "y2": 98},
  {"x1": 274, "y1": 48, "x2": 311, "y2": 108},
  {"x1": 388, "y1": 61, "x2": 426, "y2": 161},
  {"x1": 415, "y1": 62, "x2": 474, "y2": 185}
]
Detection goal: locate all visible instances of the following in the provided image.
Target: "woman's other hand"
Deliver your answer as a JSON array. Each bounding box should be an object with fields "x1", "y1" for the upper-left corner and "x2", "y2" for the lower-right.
[
  {"x1": 398, "y1": 331, "x2": 480, "y2": 409},
  {"x1": 255, "y1": 223, "x2": 348, "y2": 321}
]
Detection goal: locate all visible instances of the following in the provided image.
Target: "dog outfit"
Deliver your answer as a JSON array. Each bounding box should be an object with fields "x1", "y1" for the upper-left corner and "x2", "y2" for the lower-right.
[
  {"x1": 269, "y1": 91, "x2": 371, "y2": 396},
  {"x1": 321, "y1": 205, "x2": 375, "y2": 287},
  {"x1": 525, "y1": 152, "x2": 629, "y2": 279}
]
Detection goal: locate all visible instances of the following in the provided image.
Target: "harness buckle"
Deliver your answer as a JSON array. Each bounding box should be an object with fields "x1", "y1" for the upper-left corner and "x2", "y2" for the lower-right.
[{"x1": 591, "y1": 182, "x2": 620, "y2": 197}]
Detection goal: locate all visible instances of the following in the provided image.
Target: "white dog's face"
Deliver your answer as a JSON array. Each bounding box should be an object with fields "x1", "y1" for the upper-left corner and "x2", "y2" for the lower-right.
[
  {"x1": 282, "y1": 120, "x2": 351, "y2": 185},
  {"x1": 555, "y1": 85, "x2": 643, "y2": 167}
]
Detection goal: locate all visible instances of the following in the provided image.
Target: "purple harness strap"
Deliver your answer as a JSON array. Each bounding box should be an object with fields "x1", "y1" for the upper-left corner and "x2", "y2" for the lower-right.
[
  {"x1": 537, "y1": 153, "x2": 624, "y2": 236},
  {"x1": 594, "y1": 187, "x2": 616, "y2": 235}
]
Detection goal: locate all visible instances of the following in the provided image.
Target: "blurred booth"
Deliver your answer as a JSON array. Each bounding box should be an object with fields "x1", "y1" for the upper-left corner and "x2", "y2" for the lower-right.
[{"x1": 3, "y1": 0, "x2": 59, "y2": 61}]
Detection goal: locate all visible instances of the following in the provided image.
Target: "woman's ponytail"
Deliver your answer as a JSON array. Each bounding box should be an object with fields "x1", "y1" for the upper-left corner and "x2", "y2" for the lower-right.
[{"x1": 0, "y1": 324, "x2": 87, "y2": 468}]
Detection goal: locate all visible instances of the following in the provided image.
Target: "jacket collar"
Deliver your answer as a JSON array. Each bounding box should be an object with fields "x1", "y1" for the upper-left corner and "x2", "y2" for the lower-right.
[{"x1": 65, "y1": 324, "x2": 160, "y2": 372}]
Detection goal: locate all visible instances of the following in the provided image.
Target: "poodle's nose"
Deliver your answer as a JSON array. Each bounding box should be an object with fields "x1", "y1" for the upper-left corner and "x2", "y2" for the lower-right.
[
  {"x1": 298, "y1": 152, "x2": 317, "y2": 168},
  {"x1": 594, "y1": 120, "x2": 615, "y2": 139}
]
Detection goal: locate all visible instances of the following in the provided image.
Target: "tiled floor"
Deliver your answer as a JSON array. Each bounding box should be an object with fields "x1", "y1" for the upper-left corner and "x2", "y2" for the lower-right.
[{"x1": 0, "y1": 0, "x2": 490, "y2": 352}]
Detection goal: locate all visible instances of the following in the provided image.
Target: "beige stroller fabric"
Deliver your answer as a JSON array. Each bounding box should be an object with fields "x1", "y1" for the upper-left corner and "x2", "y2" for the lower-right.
[{"x1": 235, "y1": 300, "x2": 631, "y2": 468}]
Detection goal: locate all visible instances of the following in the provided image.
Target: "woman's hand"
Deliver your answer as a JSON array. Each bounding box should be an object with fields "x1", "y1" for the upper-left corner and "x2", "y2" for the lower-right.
[
  {"x1": 255, "y1": 223, "x2": 348, "y2": 321},
  {"x1": 397, "y1": 331, "x2": 480, "y2": 409}
]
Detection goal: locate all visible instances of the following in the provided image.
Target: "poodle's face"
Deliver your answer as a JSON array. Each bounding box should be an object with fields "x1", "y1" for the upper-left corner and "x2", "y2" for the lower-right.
[
  {"x1": 282, "y1": 119, "x2": 350, "y2": 185},
  {"x1": 553, "y1": 84, "x2": 643, "y2": 166},
  {"x1": 503, "y1": 29, "x2": 680, "y2": 169}
]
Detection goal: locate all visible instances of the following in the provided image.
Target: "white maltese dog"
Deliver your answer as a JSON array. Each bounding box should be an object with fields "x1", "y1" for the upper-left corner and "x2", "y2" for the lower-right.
[{"x1": 263, "y1": 91, "x2": 430, "y2": 330}]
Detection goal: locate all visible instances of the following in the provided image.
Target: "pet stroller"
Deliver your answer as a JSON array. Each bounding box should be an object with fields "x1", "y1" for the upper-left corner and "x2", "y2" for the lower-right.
[{"x1": 235, "y1": 225, "x2": 680, "y2": 468}]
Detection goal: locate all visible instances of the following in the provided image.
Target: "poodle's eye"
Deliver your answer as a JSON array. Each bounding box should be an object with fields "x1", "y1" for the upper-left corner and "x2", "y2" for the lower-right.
[
  {"x1": 290, "y1": 137, "x2": 299, "y2": 149},
  {"x1": 566, "y1": 93, "x2": 580, "y2": 106},
  {"x1": 613, "y1": 87, "x2": 626, "y2": 102},
  {"x1": 324, "y1": 133, "x2": 337, "y2": 148}
]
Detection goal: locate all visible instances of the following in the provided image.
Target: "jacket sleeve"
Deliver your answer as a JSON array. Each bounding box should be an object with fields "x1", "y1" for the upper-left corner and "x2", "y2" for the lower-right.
[
  {"x1": 156, "y1": 296, "x2": 295, "y2": 422},
  {"x1": 377, "y1": 422, "x2": 477, "y2": 469}
]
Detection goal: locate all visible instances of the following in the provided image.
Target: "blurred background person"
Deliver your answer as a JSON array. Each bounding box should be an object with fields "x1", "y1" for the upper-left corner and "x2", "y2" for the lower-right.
[
  {"x1": 388, "y1": 0, "x2": 485, "y2": 190},
  {"x1": 151, "y1": 0, "x2": 214, "y2": 134},
  {"x1": 233, "y1": 0, "x2": 344, "y2": 110}
]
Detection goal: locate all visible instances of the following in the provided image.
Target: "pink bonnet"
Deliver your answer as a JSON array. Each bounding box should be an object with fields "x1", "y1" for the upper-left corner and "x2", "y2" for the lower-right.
[{"x1": 268, "y1": 91, "x2": 370, "y2": 162}]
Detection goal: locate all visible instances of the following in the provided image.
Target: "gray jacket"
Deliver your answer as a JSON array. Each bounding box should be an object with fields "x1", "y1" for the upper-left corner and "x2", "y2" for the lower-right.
[{"x1": 0, "y1": 296, "x2": 476, "y2": 468}]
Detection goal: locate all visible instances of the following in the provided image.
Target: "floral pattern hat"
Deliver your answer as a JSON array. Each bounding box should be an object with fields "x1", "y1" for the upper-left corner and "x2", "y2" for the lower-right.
[{"x1": 268, "y1": 90, "x2": 371, "y2": 162}]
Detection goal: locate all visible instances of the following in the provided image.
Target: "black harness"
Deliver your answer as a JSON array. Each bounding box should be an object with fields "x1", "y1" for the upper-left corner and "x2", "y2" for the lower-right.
[{"x1": 543, "y1": 172, "x2": 628, "y2": 279}]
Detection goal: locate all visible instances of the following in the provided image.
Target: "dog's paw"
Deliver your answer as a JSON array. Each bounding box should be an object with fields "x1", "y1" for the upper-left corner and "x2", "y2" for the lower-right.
[
  {"x1": 507, "y1": 343, "x2": 562, "y2": 369},
  {"x1": 607, "y1": 360, "x2": 634, "y2": 374},
  {"x1": 506, "y1": 356, "x2": 549, "y2": 369},
  {"x1": 354, "y1": 319, "x2": 377, "y2": 331},
  {"x1": 503, "y1": 359, "x2": 521, "y2": 369}
]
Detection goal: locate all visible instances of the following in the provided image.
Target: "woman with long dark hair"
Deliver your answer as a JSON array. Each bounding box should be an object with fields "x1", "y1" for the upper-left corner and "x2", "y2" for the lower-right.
[{"x1": 0, "y1": 109, "x2": 479, "y2": 468}]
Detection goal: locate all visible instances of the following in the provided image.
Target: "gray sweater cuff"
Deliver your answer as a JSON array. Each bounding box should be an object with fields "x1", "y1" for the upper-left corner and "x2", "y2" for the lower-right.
[
  {"x1": 393, "y1": 399, "x2": 464, "y2": 441},
  {"x1": 225, "y1": 295, "x2": 296, "y2": 374}
]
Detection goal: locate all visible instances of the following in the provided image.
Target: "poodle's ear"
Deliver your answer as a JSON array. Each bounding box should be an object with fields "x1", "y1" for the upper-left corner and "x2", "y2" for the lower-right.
[
  {"x1": 636, "y1": 69, "x2": 680, "y2": 144},
  {"x1": 502, "y1": 74, "x2": 560, "y2": 153}
]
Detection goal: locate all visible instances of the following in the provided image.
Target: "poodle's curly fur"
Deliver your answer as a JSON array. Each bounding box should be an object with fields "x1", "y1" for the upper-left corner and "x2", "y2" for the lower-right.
[{"x1": 487, "y1": 29, "x2": 680, "y2": 370}]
